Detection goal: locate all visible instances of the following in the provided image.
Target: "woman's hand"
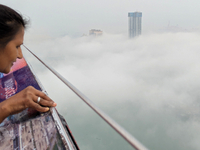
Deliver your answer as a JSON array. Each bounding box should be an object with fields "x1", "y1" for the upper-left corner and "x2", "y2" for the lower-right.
[{"x1": 0, "y1": 86, "x2": 57, "y2": 123}]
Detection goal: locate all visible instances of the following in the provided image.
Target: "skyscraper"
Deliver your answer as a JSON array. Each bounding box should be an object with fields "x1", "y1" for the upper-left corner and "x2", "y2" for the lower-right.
[{"x1": 128, "y1": 12, "x2": 142, "y2": 38}]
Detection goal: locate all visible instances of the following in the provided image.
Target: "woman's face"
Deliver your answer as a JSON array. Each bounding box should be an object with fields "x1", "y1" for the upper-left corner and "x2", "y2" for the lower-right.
[{"x1": 0, "y1": 27, "x2": 24, "y2": 74}]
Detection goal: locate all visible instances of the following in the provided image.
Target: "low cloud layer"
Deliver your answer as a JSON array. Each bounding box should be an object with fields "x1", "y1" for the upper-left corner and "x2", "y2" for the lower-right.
[{"x1": 23, "y1": 32, "x2": 200, "y2": 150}]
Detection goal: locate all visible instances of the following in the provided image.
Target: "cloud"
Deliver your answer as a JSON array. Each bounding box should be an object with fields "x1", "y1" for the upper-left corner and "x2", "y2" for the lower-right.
[{"x1": 23, "y1": 32, "x2": 200, "y2": 150}]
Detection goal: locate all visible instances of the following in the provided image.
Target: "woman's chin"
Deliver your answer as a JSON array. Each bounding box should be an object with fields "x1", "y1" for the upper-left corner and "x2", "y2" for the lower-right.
[
  {"x1": 0, "y1": 66, "x2": 12, "y2": 74},
  {"x1": 3, "y1": 69, "x2": 11, "y2": 74}
]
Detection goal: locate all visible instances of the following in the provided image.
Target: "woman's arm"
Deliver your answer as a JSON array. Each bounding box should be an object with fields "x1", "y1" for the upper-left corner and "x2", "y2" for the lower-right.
[
  {"x1": 0, "y1": 86, "x2": 56, "y2": 123},
  {"x1": 0, "y1": 101, "x2": 9, "y2": 123}
]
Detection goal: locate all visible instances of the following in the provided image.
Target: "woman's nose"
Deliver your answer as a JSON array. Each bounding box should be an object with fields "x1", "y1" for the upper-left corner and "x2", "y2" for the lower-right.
[{"x1": 17, "y1": 48, "x2": 23, "y2": 59}]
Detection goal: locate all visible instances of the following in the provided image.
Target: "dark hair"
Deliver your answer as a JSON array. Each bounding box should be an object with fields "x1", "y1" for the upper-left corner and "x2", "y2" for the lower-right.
[{"x1": 0, "y1": 4, "x2": 28, "y2": 48}]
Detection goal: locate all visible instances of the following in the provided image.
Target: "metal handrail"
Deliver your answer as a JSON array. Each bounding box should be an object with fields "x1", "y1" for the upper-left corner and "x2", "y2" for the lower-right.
[{"x1": 23, "y1": 45, "x2": 148, "y2": 150}]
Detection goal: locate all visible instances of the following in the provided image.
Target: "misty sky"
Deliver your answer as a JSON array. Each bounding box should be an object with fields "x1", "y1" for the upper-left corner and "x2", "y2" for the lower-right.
[
  {"x1": 1, "y1": 1, "x2": 200, "y2": 150},
  {"x1": 1, "y1": 0, "x2": 200, "y2": 37}
]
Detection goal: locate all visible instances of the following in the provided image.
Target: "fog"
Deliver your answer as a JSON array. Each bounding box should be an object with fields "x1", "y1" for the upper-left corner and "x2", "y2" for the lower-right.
[
  {"x1": 2, "y1": 0, "x2": 200, "y2": 36},
  {"x1": 21, "y1": 31, "x2": 200, "y2": 150}
]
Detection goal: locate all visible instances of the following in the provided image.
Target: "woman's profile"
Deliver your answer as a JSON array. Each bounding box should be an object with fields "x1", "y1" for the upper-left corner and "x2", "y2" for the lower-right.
[{"x1": 0, "y1": 4, "x2": 57, "y2": 123}]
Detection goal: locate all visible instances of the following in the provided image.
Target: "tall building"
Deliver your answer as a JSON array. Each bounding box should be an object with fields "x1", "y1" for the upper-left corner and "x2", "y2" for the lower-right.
[{"x1": 128, "y1": 12, "x2": 142, "y2": 38}]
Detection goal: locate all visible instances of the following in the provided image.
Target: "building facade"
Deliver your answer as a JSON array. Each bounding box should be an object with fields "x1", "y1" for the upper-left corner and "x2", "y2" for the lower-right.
[
  {"x1": 89, "y1": 29, "x2": 103, "y2": 36},
  {"x1": 128, "y1": 12, "x2": 142, "y2": 38}
]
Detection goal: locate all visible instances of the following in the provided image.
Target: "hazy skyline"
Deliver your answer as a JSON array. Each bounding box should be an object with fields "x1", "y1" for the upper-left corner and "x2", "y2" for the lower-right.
[{"x1": 1, "y1": 0, "x2": 200, "y2": 37}]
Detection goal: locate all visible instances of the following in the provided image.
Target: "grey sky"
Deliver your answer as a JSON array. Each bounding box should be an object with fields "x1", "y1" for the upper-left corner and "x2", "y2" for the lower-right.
[{"x1": 1, "y1": 0, "x2": 200, "y2": 36}]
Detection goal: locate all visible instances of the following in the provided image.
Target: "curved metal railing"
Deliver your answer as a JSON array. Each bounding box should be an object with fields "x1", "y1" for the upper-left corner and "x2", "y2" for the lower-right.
[{"x1": 23, "y1": 45, "x2": 149, "y2": 150}]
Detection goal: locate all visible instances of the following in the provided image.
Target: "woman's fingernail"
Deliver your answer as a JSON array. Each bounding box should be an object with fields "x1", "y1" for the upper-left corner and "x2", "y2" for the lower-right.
[{"x1": 46, "y1": 107, "x2": 50, "y2": 111}]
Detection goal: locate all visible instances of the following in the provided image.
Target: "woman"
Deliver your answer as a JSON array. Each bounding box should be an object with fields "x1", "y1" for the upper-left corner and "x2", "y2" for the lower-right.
[{"x1": 0, "y1": 4, "x2": 56, "y2": 123}]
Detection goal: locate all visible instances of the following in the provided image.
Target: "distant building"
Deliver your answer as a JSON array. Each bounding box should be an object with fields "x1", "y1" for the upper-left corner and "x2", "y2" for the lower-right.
[
  {"x1": 89, "y1": 29, "x2": 103, "y2": 36},
  {"x1": 128, "y1": 12, "x2": 142, "y2": 38}
]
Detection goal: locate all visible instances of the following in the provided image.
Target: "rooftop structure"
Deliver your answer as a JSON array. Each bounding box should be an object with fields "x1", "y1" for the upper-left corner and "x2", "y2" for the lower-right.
[{"x1": 89, "y1": 29, "x2": 103, "y2": 36}]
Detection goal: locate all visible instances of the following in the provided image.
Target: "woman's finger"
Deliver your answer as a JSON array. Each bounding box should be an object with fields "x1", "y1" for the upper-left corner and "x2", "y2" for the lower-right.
[
  {"x1": 34, "y1": 89, "x2": 52, "y2": 101},
  {"x1": 30, "y1": 101, "x2": 50, "y2": 112},
  {"x1": 29, "y1": 88, "x2": 56, "y2": 107},
  {"x1": 35, "y1": 97, "x2": 56, "y2": 107}
]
